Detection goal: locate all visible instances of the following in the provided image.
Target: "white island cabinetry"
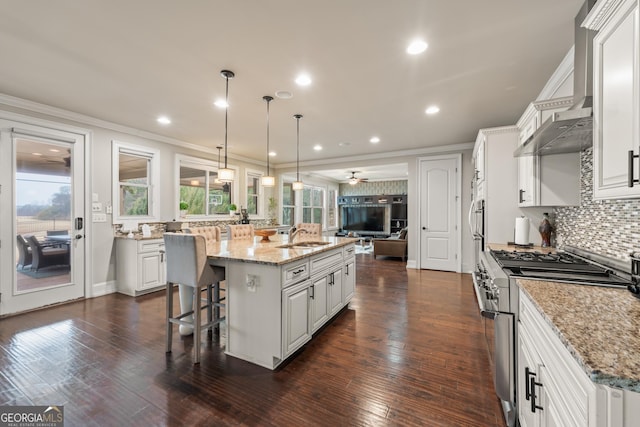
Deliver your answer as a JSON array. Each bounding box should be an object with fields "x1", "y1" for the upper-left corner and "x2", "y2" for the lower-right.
[
  {"x1": 116, "y1": 238, "x2": 166, "y2": 296},
  {"x1": 222, "y1": 241, "x2": 356, "y2": 369},
  {"x1": 584, "y1": 0, "x2": 640, "y2": 199}
]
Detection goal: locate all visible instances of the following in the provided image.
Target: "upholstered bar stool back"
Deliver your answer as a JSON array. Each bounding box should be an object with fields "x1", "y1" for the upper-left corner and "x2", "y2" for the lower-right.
[
  {"x1": 296, "y1": 223, "x2": 321, "y2": 237},
  {"x1": 184, "y1": 225, "x2": 225, "y2": 328},
  {"x1": 163, "y1": 233, "x2": 225, "y2": 364},
  {"x1": 227, "y1": 224, "x2": 254, "y2": 240},
  {"x1": 185, "y1": 226, "x2": 221, "y2": 245}
]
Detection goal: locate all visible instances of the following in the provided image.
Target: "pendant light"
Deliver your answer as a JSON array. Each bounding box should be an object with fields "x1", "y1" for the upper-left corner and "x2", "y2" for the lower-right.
[
  {"x1": 260, "y1": 95, "x2": 275, "y2": 187},
  {"x1": 292, "y1": 114, "x2": 304, "y2": 191},
  {"x1": 218, "y1": 69, "x2": 235, "y2": 182}
]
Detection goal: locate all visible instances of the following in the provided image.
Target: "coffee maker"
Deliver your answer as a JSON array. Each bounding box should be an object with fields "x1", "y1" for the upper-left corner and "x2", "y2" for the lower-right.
[{"x1": 240, "y1": 208, "x2": 250, "y2": 224}]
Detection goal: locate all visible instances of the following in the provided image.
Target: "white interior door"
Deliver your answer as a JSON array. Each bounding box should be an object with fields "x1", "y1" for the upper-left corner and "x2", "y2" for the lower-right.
[
  {"x1": 419, "y1": 156, "x2": 460, "y2": 272},
  {"x1": 0, "y1": 120, "x2": 86, "y2": 315}
]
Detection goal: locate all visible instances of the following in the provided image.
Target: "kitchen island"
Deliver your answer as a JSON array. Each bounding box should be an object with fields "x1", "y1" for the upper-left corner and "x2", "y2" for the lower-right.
[{"x1": 205, "y1": 234, "x2": 357, "y2": 369}]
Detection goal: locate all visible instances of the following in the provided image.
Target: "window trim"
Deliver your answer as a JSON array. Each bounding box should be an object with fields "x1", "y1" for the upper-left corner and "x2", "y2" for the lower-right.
[
  {"x1": 245, "y1": 167, "x2": 264, "y2": 218},
  {"x1": 302, "y1": 184, "x2": 325, "y2": 230},
  {"x1": 175, "y1": 154, "x2": 239, "y2": 219},
  {"x1": 112, "y1": 140, "x2": 160, "y2": 223}
]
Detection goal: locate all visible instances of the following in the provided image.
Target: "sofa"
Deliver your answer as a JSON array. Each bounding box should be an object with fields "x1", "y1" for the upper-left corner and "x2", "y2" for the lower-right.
[{"x1": 372, "y1": 228, "x2": 408, "y2": 261}]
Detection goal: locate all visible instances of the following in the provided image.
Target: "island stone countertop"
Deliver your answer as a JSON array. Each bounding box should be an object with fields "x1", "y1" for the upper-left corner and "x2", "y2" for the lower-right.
[
  {"x1": 205, "y1": 234, "x2": 357, "y2": 266},
  {"x1": 517, "y1": 279, "x2": 640, "y2": 392}
]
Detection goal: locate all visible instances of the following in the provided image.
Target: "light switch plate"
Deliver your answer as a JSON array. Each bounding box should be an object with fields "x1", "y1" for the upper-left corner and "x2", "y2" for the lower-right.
[
  {"x1": 92, "y1": 202, "x2": 103, "y2": 212},
  {"x1": 92, "y1": 213, "x2": 107, "y2": 222}
]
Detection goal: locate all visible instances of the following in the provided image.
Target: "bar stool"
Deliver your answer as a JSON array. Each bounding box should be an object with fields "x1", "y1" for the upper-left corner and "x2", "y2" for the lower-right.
[
  {"x1": 163, "y1": 233, "x2": 225, "y2": 364},
  {"x1": 226, "y1": 224, "x2": 254, "y2": 240},
  {"x1": 184, "y1": 226, "x2": 225, "y2": 333}
]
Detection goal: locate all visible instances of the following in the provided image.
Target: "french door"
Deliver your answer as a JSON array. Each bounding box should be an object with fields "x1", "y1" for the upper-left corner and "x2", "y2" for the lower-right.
[{"x1": 0, "y1": 119, "x2": 86, "y2": 315}]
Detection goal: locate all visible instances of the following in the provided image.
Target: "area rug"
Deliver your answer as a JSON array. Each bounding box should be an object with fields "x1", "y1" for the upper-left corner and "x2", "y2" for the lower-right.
[
  {"x1": 17, "y1": 265, "x2": 70, "y2": 279},
  {"x1": 355, "y1": 245, "x2": 373, "y2": 254}
]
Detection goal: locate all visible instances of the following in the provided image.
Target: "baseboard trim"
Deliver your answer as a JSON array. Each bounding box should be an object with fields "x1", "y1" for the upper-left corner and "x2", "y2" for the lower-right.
[
  {"x1": 406, "y1": 260, "x2": 417, "y2": 269},
  {"x1": 90, "y1": 280, "x2": 117, "y2": 298}
]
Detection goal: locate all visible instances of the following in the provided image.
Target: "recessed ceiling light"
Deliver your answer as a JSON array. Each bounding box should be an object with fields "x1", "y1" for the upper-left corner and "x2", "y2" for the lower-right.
[
  {"x1": 370, "y1": 137, "x2": 380, "y2": 144},
  {"x1": 313, "y1": 144, "x2": 322, "y2": 151},
  {"x1": 425, "y1": 105, "x2": 440, "y2": 115},
  {"x1": 275, "y1": 90, "x2": 293, "y2": 99},
  {"x1": 214, "y1": 99, "x2": 228, "y2": 108},
  {"x1": 407, "y1": 40, "x2": 428, "y2": 55},
  {"x1": 295, "y1": 73, "x2": 312, "y2": 86},
  {"x1": 32, "y1": 152, "x2": 42, "y2": 156},
  {"x1": 190, "y1": 180, "x2": 199, "y2": 186},
  {"x1": 157, "y1": 116, "x2": 171, "y2": 125},
  {"x1": 269, "y1": 151, "x2": 276, "y2": 157},
  {"x1": 49, "y1": 148, "x2": 60, "y2": 152}
]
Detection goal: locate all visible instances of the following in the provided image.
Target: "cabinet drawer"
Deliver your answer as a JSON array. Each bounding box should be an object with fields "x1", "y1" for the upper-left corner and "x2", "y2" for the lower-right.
[
  {"x1": 343, "y1": 243, "x2": 355, "y2": 260},
  {"x1": 282, "y1": 260, "x2": 309, "y2": 288},
  {"x1": 137, "y1": 239, "x2": 164, "y2": 253},
  {"x1": 310, "y1": 249, "x2": 343, "y2": 275}
]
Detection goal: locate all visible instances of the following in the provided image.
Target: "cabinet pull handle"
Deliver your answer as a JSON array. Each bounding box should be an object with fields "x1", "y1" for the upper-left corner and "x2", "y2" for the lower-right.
[
  {"x1": 525, "y1": 367, "x2": 535, "y2": 400},
  {"x1": 519, "y1": 189, "x2": 525, "y2": 203},
  {"x1": 530, "y1": 376, "x2": 543, "y2": 413},
  {"x1": 310, "y1": 285, "x2": 314, "y2": 299},
  {"x1": 292, "y1": 267, "x2": 304, "y2": 276},
  {"x1": 628, "y1": 150, "x2": 639, "y2": 187},
  {"x1": 346, "y1": 264, "x2": 349, "y2": 275}
]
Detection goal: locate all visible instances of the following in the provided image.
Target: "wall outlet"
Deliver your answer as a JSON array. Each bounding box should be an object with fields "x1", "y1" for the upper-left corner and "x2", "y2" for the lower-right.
[
  {"x1": 92, "y1": 202, "x2": 103, "y2": 212},
  {"x1": 92, "y1": 213, "x2": 107, "y2": 223},
  {"x1": 246, "y1": 274, "x2": 259, "y2": 292}
]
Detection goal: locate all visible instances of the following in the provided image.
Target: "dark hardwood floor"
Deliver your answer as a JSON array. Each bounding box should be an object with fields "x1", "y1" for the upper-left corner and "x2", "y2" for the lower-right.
[{"x1": 0, "y1": 254, "x2": 505, "y2": 426}]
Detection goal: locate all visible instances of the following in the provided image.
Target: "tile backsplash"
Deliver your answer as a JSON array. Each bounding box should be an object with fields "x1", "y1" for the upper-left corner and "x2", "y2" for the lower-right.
[
  {"x1": 339, "y1": 180, "x2": 407, "y2": 196},
  {"x1": 554, "y1": 148, "x2": 640, "y2": 261}
]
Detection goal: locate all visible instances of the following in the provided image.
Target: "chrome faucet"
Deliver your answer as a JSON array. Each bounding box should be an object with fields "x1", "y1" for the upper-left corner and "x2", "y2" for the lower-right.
[{"x1": 289, "y1": 226, "x2": 309, "y2": 243}]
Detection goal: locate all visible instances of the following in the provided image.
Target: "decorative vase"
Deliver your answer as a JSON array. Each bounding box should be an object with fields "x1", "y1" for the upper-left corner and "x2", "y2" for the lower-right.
[
  {"x1": 229, "y1": 210, "x2": 236, "y2": 217},
  {"x1": 538, "y1": 213, "x2": 553, "y2": 247},
  {"x1": 179, "y1": 209, "x2": 187, "y2": 218}
]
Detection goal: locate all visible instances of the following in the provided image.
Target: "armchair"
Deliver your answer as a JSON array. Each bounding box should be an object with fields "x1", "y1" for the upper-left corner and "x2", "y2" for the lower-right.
[{"x1": 372, "y1": 228, "x2": 408, "y2": 261}]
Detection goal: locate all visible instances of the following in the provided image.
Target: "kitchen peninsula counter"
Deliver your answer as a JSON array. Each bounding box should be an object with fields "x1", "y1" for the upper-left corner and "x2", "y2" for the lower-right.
[{"x1": 517, "y1": 278, "x2": 640, "y2": 392}]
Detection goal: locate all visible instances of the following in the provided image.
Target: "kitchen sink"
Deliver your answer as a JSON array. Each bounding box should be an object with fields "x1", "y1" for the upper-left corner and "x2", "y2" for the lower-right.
[{"x1": 276, "y1": 241, "x2": 331, "y2": 249}]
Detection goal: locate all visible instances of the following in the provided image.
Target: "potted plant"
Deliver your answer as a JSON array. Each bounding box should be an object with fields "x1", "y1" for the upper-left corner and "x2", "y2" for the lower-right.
[
  {"x1": 179, "y1": 201, "x2": 189, "y2": 218},
  {"x1": 268, "y1": 197, "x2": 278, "y2": 225},
  {"x1": 229, "y1": 203, "x2": 237, "y2": 217}
]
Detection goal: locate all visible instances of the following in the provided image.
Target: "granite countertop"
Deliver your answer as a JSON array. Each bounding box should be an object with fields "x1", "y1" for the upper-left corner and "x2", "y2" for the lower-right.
[
  {"x1": 487, "y1": 242, "x2": 555, "y2": 253},
  {"x1": 517, "y1": 279, "x2": 640, "y2": 392},
  {"x1": 205, "y1": 234, "x2": 357, "y2": 266},
  {"x1": 114, "y1": 232, "x2": 165, "y2": 240}
]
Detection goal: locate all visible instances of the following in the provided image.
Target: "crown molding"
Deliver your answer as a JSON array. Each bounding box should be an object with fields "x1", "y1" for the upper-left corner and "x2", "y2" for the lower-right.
[
  {"x1": 0, "y1": 93, "x2": 265, "y2": 167},
  {"x1": 582, "y1": 0, "x2": 625, "y2": 30},
  {"x1": 273, "y1": 142, "x2": 474, "y2": 169}
]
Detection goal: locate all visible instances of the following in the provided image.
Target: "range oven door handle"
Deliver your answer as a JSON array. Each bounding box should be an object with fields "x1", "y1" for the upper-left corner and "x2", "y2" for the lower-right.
[
  {"x1": 468, "y1": 199, "x2": 476, "y2": 236},
  {"x1": 494, "y1": 312, "x2": 514, "y2": 403}
]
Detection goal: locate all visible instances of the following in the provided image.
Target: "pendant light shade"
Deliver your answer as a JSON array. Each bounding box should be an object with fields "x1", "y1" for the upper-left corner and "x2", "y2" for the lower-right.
[
  {"x1": 218, "y1": 69, "x2": 235, "y2": 183},
  {"x1": 260, "y1": 95, "x2": 275, "y2": 187},
  {"x1": 292, "y1": 114, "x2": 304, "y2": 191}
]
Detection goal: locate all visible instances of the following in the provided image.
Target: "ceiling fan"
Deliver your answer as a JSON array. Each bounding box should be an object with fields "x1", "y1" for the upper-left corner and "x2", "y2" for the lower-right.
[{"x1": 348, "y1": 171, "x2": 368, "y2": 185}]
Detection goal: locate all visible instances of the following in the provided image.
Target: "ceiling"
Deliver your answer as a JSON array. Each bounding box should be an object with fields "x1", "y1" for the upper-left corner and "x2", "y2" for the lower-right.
[{"x1": 0, "y1": 0, "x2": 583, "y2": 182}]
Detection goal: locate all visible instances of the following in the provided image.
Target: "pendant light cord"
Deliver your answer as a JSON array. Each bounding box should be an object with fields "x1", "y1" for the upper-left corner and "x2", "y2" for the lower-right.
[
  {"x1": 264, "y1": 96, "x2": 272, "y2": 176},
  {"x1": 224, "y1": 75, "x2": 229, "y2": 169},
  {"x1": 295, "y1": 115, "x2": 301, "y2": 182}
]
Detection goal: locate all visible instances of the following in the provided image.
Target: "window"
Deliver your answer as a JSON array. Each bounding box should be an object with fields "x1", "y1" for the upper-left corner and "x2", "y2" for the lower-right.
[
  {"x1": 303, "y1": 185, "x2": 324, "y2": 227},
  {"x1": 245, "y1": 171, "x2": 262, "y2": 216},
  {"x1": 177, "y1": 155, "x2": 237, "y2": 217},
  {"x1": 113, "y1": 141, "x2": 159, "y2": 221},
  {"x1": 282, "y1": 182, "x2": 295, "y2": 226},
  {"x1": 327, "y1": 188, "x2": 338, "y2": 228}
]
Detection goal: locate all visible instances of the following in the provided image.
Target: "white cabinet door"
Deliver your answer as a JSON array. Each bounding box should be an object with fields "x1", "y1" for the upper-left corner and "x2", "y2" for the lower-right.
[
  {"x1": 282, "y1": 280, "x2": 311, "y2": 357},
  {"x1": 518, "y1": 324, "x2": 542, "y2": 427},
  {"x1": 328, "y1": 268, "x2": 343, "y2": 317},
  {"x1": 476, "y1": 137, "x2": 486, "y2": 185},
  {"x1": 592, "y1": 0, "x2": 640, "y2": 199},
  {"x1": 518, "y1": 156, "x2": 537, "y2": 206},
  {"x1": 310, "y1": 274, "x2": 329, "y2": 332},
  {"x1": 343, "y1": 258, "x2": 355, "y2": 303},
  {"x1": 139, "y1": 252, "x2": 163, "y2": 291}
]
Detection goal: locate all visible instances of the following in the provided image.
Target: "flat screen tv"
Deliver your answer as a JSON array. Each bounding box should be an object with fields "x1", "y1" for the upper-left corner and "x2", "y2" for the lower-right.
[{"x1": 342, "y1": 206, "x2": 385, "y2": 232}]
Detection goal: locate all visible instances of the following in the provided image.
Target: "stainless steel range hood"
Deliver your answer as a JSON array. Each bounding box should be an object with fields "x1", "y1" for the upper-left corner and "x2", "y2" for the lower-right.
[{"x1": 515, "y1": 0, "x2": 595, "y2": 157}]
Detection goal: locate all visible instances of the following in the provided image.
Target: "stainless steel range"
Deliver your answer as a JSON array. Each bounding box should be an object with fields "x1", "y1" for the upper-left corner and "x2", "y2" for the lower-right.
[{"x1": 472, "y1": 245, "x2": 633, "y2": 427}]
